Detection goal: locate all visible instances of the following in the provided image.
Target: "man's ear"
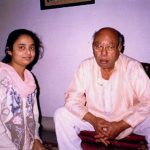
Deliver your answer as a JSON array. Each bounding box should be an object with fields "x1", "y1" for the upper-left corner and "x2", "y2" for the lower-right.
[{"x1": 118, "y1": 43, "x2": 122, "y2": 52}]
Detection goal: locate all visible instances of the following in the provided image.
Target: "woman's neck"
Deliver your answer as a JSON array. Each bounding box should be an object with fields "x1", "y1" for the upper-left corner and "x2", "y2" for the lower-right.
[{"x1": 9, "y1": 62, "x2": 26, "y2": 80}]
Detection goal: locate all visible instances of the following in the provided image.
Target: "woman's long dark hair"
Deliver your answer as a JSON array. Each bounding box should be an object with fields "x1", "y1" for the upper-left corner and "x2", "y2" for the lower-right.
[{"x1": 2, "y1": 29, "x2": 44, "y2": 70}]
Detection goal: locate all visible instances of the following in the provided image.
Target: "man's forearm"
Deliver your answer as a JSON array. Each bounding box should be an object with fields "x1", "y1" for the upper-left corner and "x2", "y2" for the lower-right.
[
  {"x1": 83, "y1": 112, "x2": 97, "y2": 126},
  {"x1": 117, "y1": 120, "x2": 131, "y2": 132}
]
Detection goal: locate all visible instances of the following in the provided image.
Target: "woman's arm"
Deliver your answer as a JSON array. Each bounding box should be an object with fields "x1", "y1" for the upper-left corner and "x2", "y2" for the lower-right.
[{"x1": 0, "y1": 71, "x2": 17, "y2": 149}]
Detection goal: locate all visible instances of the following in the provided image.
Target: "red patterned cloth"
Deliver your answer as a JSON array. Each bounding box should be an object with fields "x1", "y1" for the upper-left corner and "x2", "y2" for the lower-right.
[{"x1": 79, "y1": 131, "x2": 147, "y2": 150}]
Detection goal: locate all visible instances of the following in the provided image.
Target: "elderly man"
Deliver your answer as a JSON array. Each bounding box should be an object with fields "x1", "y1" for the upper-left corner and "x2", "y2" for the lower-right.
[{"x1": 54, "y1": 27, "x2": 150, "y2": 150}]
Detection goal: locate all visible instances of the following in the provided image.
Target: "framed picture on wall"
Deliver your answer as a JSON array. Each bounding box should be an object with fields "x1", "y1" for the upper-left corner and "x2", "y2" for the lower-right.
[{"x1": 40, "y1": 0, "x2": 95, "y2": 10}]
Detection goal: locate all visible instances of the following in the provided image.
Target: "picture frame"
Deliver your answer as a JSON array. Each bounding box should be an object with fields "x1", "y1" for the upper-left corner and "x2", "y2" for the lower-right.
[{"x1": 40, "y1": 0, "x2": 95, "y2": 10}]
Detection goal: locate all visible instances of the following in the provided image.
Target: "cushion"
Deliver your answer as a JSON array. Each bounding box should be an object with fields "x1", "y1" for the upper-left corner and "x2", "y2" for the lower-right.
[{"x1": 79, "y1": 130, "x2": 147, "y2": 150}]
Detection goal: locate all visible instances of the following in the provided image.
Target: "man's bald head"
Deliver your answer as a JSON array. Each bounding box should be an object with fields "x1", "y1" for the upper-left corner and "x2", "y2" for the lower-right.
[{"x1": 93, "y1": 27, "x2": 123, "y2": 46}]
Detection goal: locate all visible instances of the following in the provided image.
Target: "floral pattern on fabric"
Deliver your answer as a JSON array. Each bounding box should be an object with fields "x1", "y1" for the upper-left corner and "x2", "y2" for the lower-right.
[
  {"x1": 4, "y1": 87, "x2": 36, "y2": 150},
  {"x1": 25, "y1": 92, "x2": 36, "y2": 150},
  {"x1": 0, "y1": 62, "x2": 40, "y2": 150}
]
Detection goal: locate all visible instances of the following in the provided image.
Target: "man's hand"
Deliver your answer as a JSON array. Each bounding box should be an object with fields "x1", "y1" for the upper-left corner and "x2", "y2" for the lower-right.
[
  {"x1": 92, "y1": 117, "x2": 109, "y2": 136},
  {"x1": 105, "y1": 120, "x2": 131, "y2": 139},
  {"x1": 94, "y1": 120, "x2": 131, "y2": 143},
  {"x1": 83, "y1": 112, "x2": 110, "y2": 145},
  {"x1": 92, "y1": 117, "x2": 110, "y2": 146},
  {"x1": 83, "y1": 112, "x2": 130, "y2": 146},
  {"x1": 32, "y1": 139, "x2": 47, "y2": 150}
]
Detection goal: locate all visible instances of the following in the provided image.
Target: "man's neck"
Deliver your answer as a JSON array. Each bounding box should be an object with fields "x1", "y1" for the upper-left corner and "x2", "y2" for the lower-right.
[{"x1": 101, "y1": 68, "x2": 114, "y2": 80}]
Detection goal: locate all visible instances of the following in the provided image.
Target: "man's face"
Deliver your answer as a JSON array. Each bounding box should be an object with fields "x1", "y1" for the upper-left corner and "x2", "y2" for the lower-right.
[{"x1": 93, "y1": 29, "x2": 121, "y2": 70}]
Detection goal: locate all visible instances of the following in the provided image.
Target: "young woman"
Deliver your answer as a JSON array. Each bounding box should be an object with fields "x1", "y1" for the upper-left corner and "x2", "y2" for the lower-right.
[{"x1": 0, "y1": 29, "x2": 46, "y2": 150}]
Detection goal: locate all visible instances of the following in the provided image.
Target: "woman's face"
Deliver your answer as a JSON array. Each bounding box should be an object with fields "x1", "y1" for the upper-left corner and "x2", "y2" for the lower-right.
[{"x1": 8, "y1": 34, "x2": 36, "y2": 68}]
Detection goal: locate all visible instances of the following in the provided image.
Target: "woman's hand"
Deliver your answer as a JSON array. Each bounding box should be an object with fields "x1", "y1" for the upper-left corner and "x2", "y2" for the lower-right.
[{"x1": 32, "y1": 139, "x2": 47, "y2": 150}]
